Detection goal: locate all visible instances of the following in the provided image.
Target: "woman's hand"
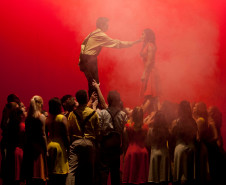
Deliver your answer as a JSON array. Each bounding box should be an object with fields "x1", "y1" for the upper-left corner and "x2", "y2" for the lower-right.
[{"x1": 92, "y1": 79, "x2": 100, "y2": 89}]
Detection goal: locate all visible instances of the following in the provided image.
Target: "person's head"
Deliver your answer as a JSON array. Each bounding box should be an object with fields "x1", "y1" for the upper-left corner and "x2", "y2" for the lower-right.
[
  {"x1": 143, "y1": 28, "x2": 155, "y2": 44},
  {"x1": 160, "y1": 101, "x2": 178, "y2": 125},
  {"x1": 178, "y1": 100, "x2": 192, "y2": 118},
  {"x1": 19, "y1": 102, "x2": 27, "y2": 118},
  {"x1": 49, "y1": 97, "x2": 62, "y2": 115},
  {"x1": 208, "y1": 106, "x2": 222, "y2": 129},
  {"x1": 132, "y1": 107, "x2": 143, "y2": 126},
  {"x1": 8, "y1": 102, "x2": 19, "y2": 118},
  {"x1": 61, "y1": 95, "x2": 76, "y2": 112},
  {"x1": 7, "y1": 93, "x2": 20, "y2": 104},
  {"x1": 28, "y1": 95, "x2": 43, "y2": 118},
  {"x1": 107, "y1": 90, "x2": 121, "y2": 107},
  {"x1": 153, "y1": 111, "x2": 167, "y2": 129},
  {"x1": 76, "y1": 90, "x2": 88, "y2": 106},
  {"x1": 124, "y1": 107, "x2": 133, "y2": 119},
  {"x1": 96, "y1": 17, "x2": 109, "y2": 32},
  {"x1": 193, "y1": 102, "x2": 208, "y2": 120},
  {"x1": 9, "y1": 106, "x2": 24, "y2": 124}
]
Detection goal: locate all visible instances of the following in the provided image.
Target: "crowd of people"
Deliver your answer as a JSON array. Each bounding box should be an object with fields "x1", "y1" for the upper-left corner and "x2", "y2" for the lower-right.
[
  {"x1": 1, "y1": 15, "x2": 225, "y2": 185},
  {"x1": 0, "y1": 81, "x2": 225, "y2": 185}
]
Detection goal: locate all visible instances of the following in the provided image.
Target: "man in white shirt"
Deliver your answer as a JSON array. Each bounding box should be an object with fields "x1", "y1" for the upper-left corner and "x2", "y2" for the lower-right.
[{"x1": 79, "y1": 17, "x2": 141, "y2": 97}]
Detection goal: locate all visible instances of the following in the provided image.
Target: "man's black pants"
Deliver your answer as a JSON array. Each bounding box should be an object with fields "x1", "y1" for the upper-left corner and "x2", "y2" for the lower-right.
[{"x1": 80, "y1": 54, "x2": 99, "y2": 97}]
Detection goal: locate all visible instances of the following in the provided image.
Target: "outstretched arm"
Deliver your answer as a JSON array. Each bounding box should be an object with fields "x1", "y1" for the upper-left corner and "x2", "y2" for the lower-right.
[
  {"x1": 99, "y1": 32, "x2": 142, "y2": 49},
  {"x1": 87, "y1": 92, "x2": 97, "y2": 108},
  {"x1": 92, "y1": 80, "x2": 108, "y2": 109}
]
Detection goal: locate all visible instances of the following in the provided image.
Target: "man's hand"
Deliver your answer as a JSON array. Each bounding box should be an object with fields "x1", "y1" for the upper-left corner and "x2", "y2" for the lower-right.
[
  {"x1": 90, "y1": 92, "x2": 98, "y2": 103},
  {"x1": 87, "y1": 92, "x2": 98, "y2": 108}
]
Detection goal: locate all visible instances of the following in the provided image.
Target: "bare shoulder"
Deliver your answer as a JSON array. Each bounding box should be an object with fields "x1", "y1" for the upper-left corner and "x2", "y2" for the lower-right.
[{"x1": 39, "y1": 113, "x2": 46, "y2": 121}]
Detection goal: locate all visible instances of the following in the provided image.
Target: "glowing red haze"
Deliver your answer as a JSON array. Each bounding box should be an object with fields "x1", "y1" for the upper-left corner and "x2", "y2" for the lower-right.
[{"x1": 0, "y1": 0, "x2": 226, "y2": 148}]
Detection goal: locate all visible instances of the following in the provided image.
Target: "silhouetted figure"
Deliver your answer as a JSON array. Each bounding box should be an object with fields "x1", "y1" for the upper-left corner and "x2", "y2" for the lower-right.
[
  {"x1": 0, "y1": 94, "x2": 20, "y2": 185},
  {"x1": 4, "y1": 106, "x2": 26, "y2": 185},
  {"x1": 207, "y1": 106, "x2": 226, "y2": 185},
  {"x1": 193, "y1": 102, "x2": 210, "y2": 185},
  {"x1": 23, "y1": 96, "x2": 48, "y2": 185}
]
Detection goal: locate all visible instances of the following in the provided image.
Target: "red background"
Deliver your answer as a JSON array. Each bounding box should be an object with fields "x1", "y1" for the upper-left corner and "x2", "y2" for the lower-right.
[{"x1": 0, "y1": 0, "x2": 226, "y2": 148}]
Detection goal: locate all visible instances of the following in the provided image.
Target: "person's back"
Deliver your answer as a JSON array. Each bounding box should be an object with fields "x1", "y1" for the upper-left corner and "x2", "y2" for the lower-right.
[
  {"x1": 147, "y1": 111, "x2": 171, "y2": 184},
  {"x1": 66, "y1": 90, "x2": 99, "y2": 185},
  {"x1": 24, "y1": 95, "x2": 48, "y2": 185},
  {"x1": 46, "y1": 114, "x2": 68, "y2": 144},
  {"x1": 45, "y1": 97, "x2": 69, "y2": 185},
  {"x1": 172, "y1": 101, "x2": 197, "y2": 184},
  {"x1": 122, "y1": 107, "x2": 149, "y2": 184},
  {"x1": 68, "y1": 105, "x2": 99, "y2": 142},
  {"x1": 126, "y1": 124, "x2": 148, "y2": 147},
  {"x1": 98, "y1": 91, "x2": 127, "y2": 185}
]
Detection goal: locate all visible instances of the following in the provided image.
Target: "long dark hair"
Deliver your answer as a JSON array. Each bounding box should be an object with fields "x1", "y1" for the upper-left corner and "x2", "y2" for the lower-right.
[
  {"x1": 143, "y1": 28, "x2": 156, "y2": 44},
  {"x1": 132, "y1": 106, "x2": 143, "y2": 127},
  {"x1": 178, "y1": 100, "x2": 192, "y2": 119},
  {"x1": 151, "y1": 111, "x2": 169, "y2": 146},
  {"x1": 208, "y1": 106, "x2": 222, "y2": 129}
]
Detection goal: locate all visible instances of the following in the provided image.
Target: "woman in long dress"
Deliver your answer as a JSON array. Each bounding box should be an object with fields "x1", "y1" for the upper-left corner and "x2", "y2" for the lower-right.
[
  {"x1": 122, "y1": 107, "x2": 149, "y2": 185},
  {"x1": 147, "y1": 111, "x2": 171, "y2": 184},
  {"x1": 140, "y1": 29, "x2": 159, "y2": 98},
  {"x1": 172, "y1": 101, "x2": 197, "y2": 185}
]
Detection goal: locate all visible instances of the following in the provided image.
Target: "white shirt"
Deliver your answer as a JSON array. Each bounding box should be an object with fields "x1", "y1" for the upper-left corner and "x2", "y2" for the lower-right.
[
  {"x1": 81, "y1": 28, "x2": 134, "y2": 56},
  {"x1": 97, "y1": 107, "x2": 128, "y2": 136}
]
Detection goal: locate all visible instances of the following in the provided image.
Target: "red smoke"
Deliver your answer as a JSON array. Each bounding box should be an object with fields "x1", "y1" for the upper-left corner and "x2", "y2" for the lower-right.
[{"x1": 0, "y1": 0, "x2": 226, "y2": 148}]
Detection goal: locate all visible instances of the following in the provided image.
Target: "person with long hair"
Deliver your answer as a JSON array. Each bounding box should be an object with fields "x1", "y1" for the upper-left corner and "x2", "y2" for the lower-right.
[
  {"x1": 192, "y1": 102, "x2": 210, "y2": 185},
  {"x1": 23, "y1": 96, "x2": 48, "y2": 185},
  {"x1": 3, "y1": 104, "x2": 26, "y2": 185},
  {"x1": 140, "y1": 29, "x2": 159, "y2": 98},
  {"x1": 0, "y1": 94, "x2": 21, "y2": 184},
  {"x1": 207, "y1": 106, "x2": 226, "y2": 185},
  {"x1": 172, "y1": 100, "x2": 197, "y2": 185},
  {"x1": 122, "y1": 107, "x2": 149, "y2": 185},
  {"x1": 207, "y1": 106, "x2": 223, "y2": 150},
  {"x1": 46, "y1": 97, "x2": 70, "y2": 185},
  {"x1": 147, "y1": 111, "x2": 171, "y2": 185}
]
